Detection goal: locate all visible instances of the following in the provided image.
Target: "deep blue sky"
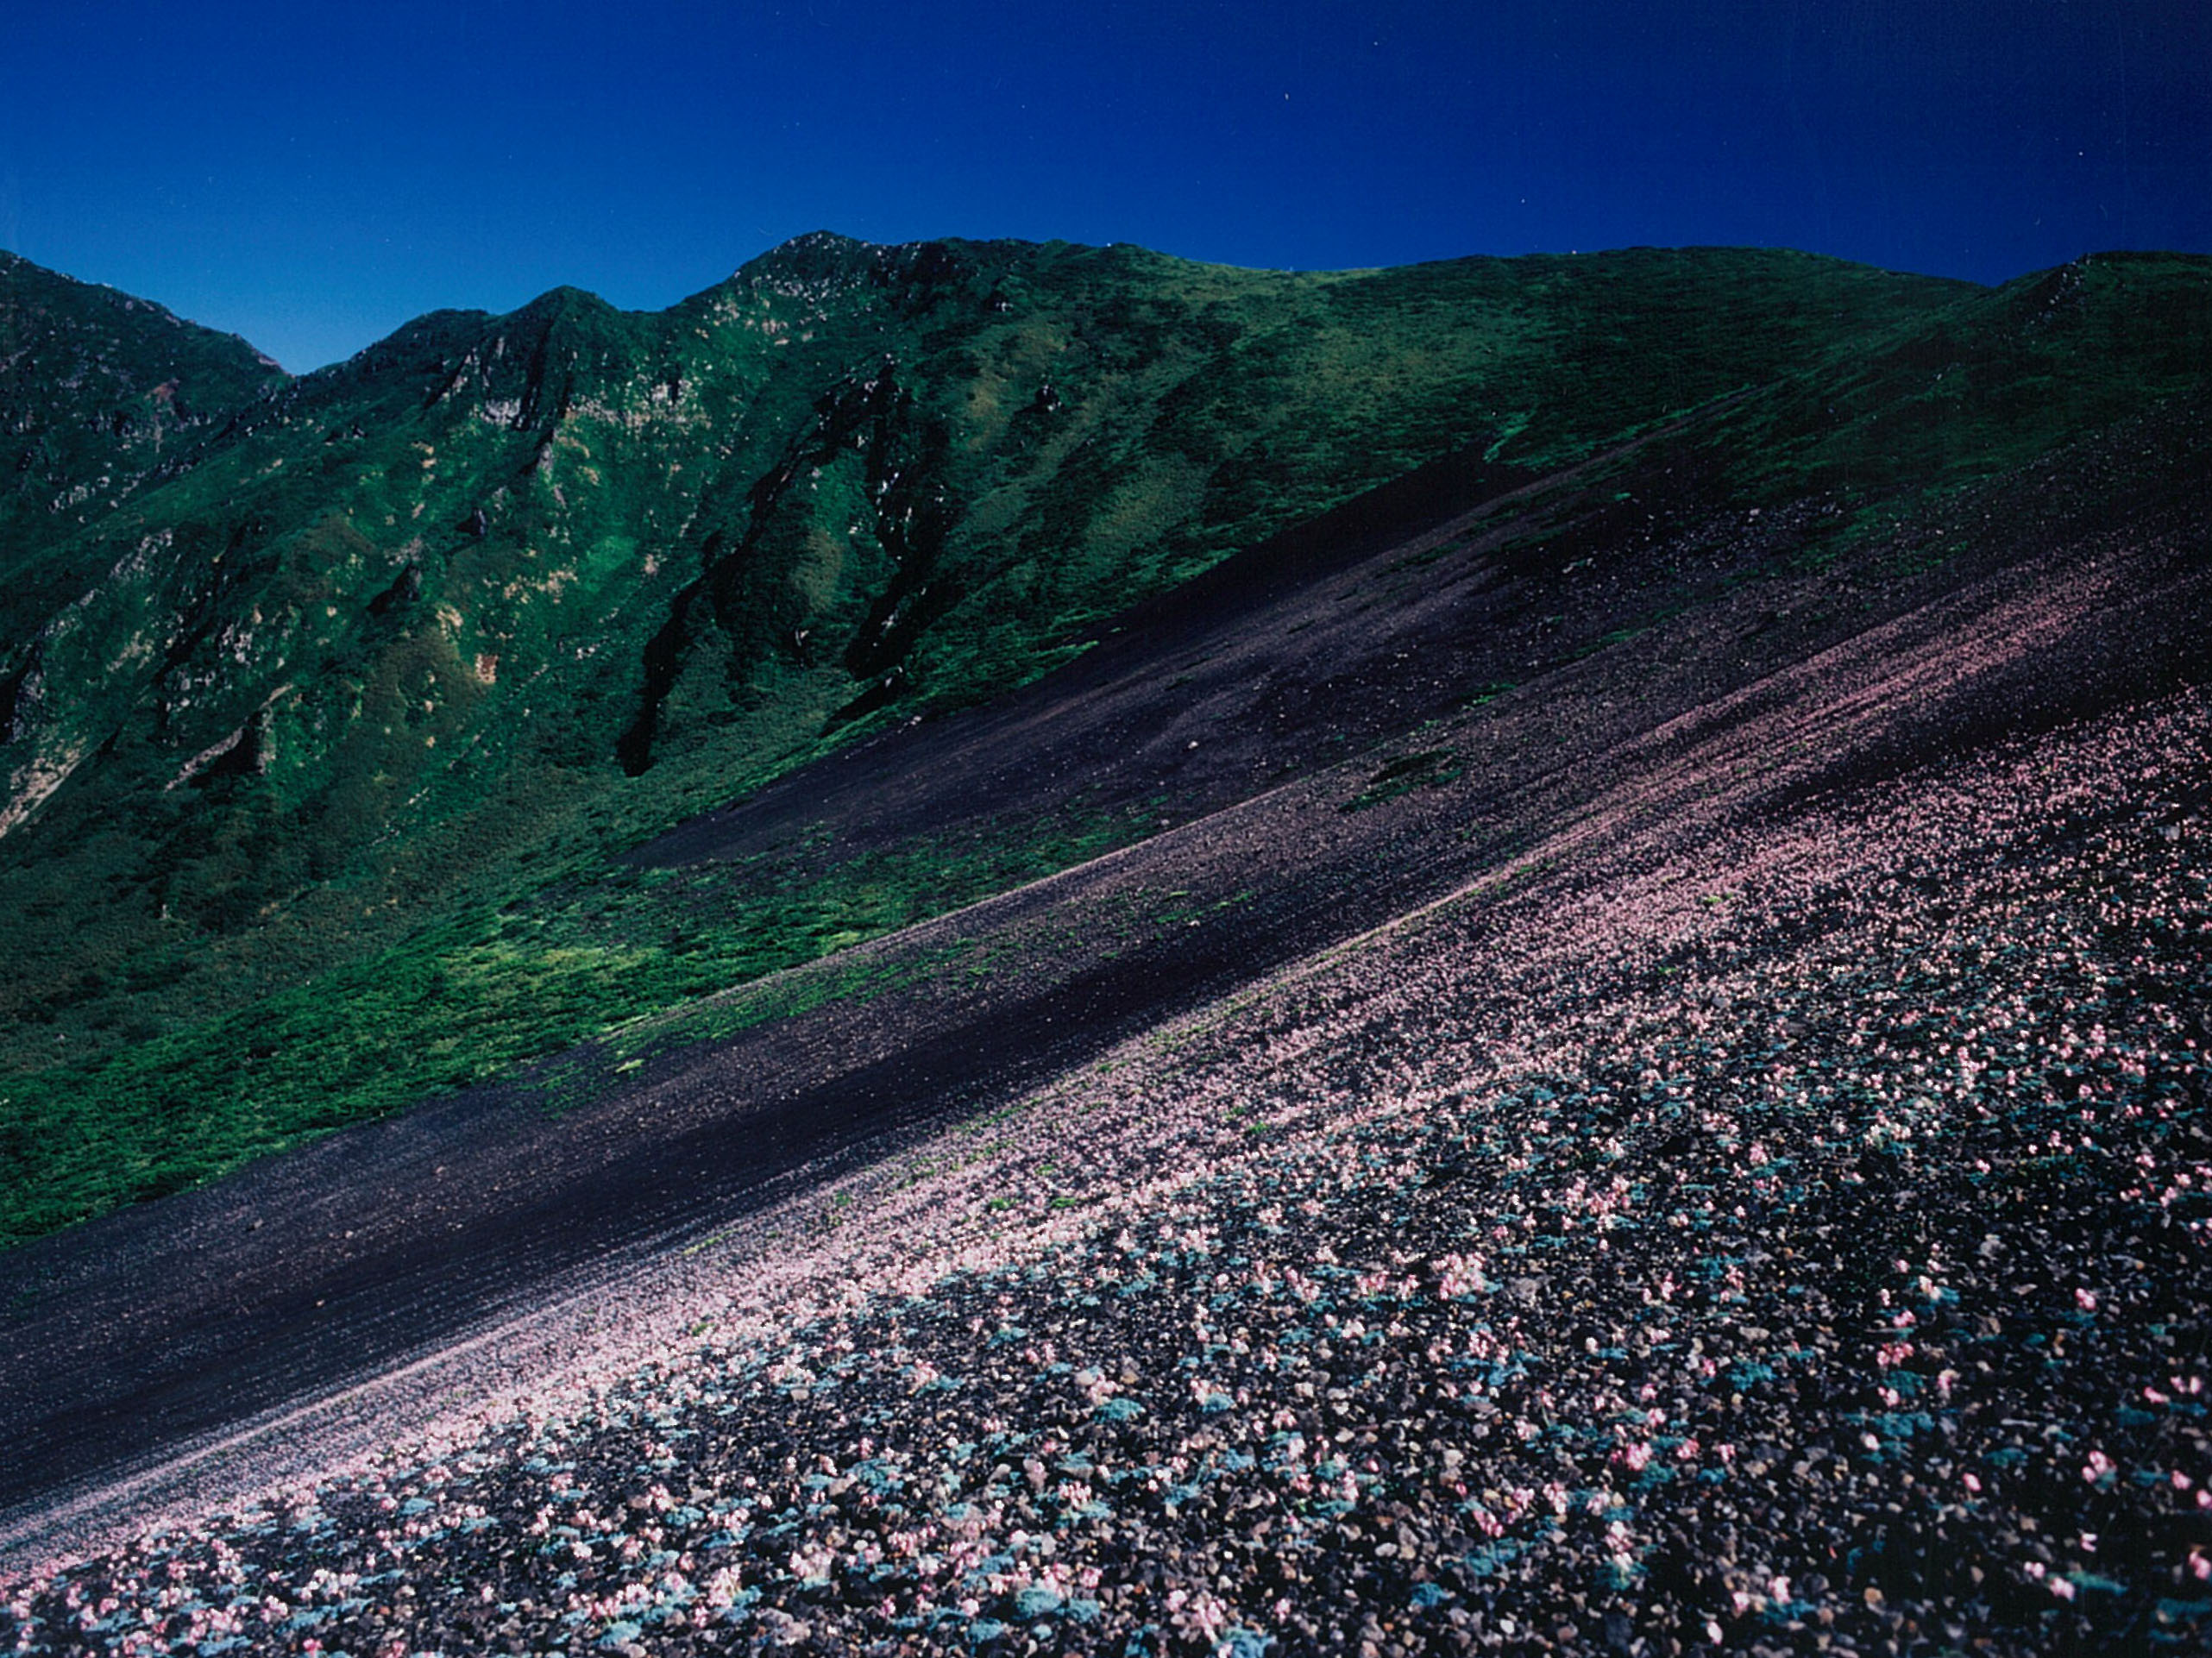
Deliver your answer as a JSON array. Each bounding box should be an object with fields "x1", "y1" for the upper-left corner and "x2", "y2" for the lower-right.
[{"x1": 3, "y1": 1, "x2": 2205, "y2": 371}]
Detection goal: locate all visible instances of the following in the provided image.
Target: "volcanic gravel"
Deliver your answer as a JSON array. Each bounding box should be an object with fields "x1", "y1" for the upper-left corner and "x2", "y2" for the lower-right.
[{"x1": 5, "y1": 686, "x2": 2209, "y2": 1657}]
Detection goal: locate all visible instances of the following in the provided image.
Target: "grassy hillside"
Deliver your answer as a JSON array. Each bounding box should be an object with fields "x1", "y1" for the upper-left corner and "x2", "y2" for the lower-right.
[{"x1": 2, "y1": 236, "x2": 2204, "y2": 1247}]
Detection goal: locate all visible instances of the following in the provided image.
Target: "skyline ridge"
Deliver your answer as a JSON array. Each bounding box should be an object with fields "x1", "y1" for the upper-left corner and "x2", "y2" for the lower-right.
[{"x1": 14, "y1": 228, "x2": 2184, "y2": 378}]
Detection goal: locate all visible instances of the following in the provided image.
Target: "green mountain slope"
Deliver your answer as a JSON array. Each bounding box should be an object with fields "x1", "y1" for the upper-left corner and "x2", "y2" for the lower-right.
[
  {"x1": 1, "y1": 234, "x2": 2203, "y2": 1246},
  {"x1": 0, "y1": 253, "x2": 286, "y2": 643}
]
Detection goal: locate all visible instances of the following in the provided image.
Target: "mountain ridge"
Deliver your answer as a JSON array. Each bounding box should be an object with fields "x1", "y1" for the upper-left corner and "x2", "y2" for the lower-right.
[{"x1": 0, "y1": 234, "x2": 2203, "y2": 1249}]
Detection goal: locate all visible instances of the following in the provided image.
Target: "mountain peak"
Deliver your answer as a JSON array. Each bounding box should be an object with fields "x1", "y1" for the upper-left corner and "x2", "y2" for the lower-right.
[{"x1": 733, "y1": 229, "x2": 878, "y2": 283}]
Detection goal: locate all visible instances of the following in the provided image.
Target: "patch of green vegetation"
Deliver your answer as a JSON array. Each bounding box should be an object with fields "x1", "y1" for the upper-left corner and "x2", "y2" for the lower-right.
[
  {"x1": 1342, "y1": 749, "x2": 1463, "y2": 813},
  {"x1": 0, "y1": 798, "x2": 1153, "y2": 1247}
]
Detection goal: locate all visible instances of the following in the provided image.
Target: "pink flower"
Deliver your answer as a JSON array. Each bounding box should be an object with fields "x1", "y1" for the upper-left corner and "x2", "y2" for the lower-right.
[{"x1": 1166, "y1": 1588, "x2": 1229, "y2": 1644}]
